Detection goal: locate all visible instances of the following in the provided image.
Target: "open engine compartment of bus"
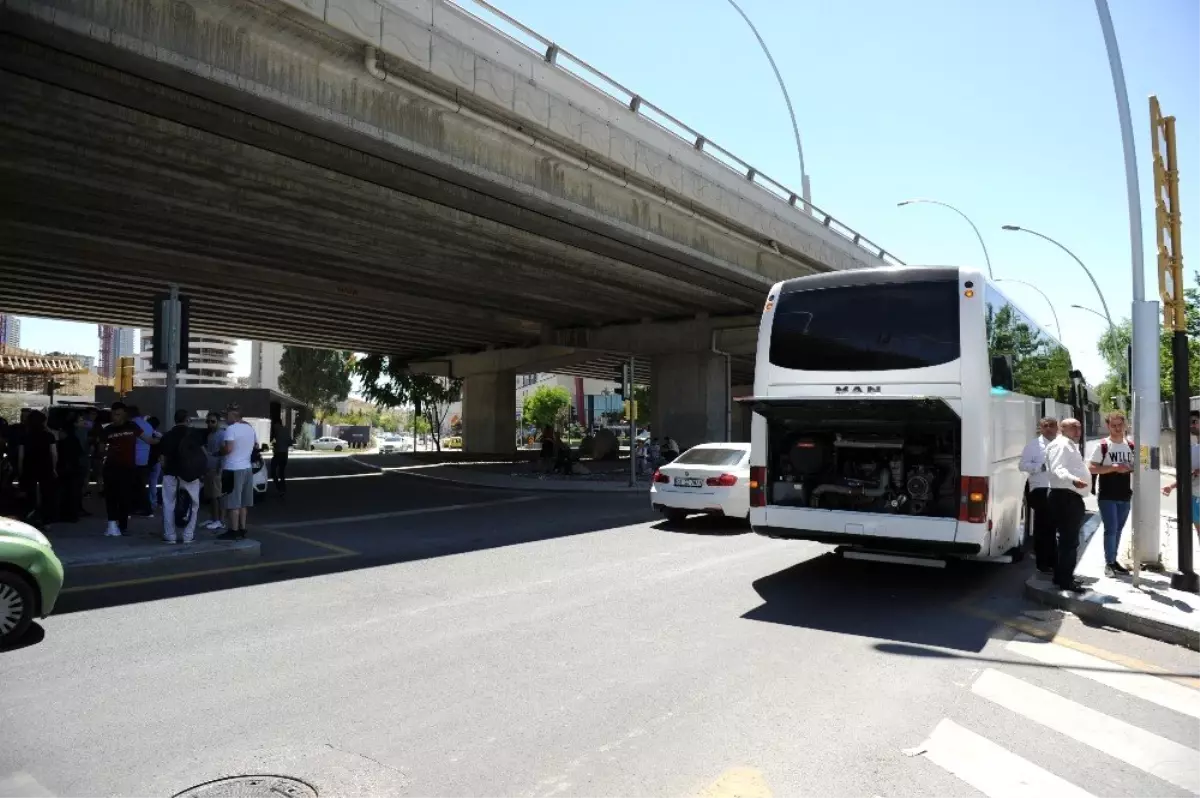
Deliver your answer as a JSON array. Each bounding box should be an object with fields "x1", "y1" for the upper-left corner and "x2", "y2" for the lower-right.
[{"x1": 762, "y1": 399, "x2": 962, "y2": 519}]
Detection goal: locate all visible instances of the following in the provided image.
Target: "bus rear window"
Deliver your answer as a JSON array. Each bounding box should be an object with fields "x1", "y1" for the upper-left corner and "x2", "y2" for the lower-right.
[{"x1": 769, "y1": 280, "x2": 961, "y2": 372}]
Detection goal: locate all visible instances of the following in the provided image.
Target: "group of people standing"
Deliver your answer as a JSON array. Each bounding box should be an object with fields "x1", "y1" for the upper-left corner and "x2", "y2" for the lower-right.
[
  {"x1": 2, "y1": 400, "x2": 296, "y2": 546},
  {"x1": 1021, "y1": 408, "x2": 1200, "y2": 593}
]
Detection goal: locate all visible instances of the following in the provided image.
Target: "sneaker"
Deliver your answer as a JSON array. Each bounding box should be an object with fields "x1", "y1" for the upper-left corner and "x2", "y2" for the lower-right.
[
  {"x1": 1109, "y1": 561, "x2": 1130, "y2": 575},
  {"x1": 104, "y1": 522, "x2": 121, "y2": 537},
  {"x1": 216, "y1": 530, "x2": 245, "y2": 541},
  {"x1": 162, "y1": 537, "x2": 177, "y2": 544},
  {"x1": 1104, "y1": 564, "x2": 1115, "y2": 577},
  {"x1": 203, "y1": 520, "x2": 223, "y2": 530}
]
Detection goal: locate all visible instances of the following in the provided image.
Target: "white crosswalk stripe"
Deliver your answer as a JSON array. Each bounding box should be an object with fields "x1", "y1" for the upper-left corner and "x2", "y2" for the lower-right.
[{"x1": 913, "y1": 637, "x2": 1200, "y2": 797}]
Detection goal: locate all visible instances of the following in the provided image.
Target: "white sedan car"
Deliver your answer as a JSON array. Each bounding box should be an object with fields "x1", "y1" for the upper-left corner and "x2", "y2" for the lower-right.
[
  {"x1": 310, "y1": 436, "x2": 350, "y2": 452},
  {"x1": 650, "y1": 442, "x2": 752, "y2": 523}
]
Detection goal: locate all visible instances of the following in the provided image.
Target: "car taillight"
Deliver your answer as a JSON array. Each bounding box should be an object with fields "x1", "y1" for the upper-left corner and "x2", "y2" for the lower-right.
[
  {"x1": 749, "y1": 466, "x2": 766, "y2": 508},
  {"x1": 707, "y1": 473, "x2": 738, "y2": 487},
  {"x1": 959, "y1": 476, "x2": 989, "y2": 523},
  {"x1": 653, "y1": 469, "x2": 669, "y2": 484}
]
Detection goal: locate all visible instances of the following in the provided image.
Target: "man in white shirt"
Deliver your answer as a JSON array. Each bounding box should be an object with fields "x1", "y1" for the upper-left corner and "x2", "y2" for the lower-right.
[
  {"x1": 1163, "y1": 409, "x2": 1200, "y2": 542},
  {"x1": 1019, "y1": 417, "x2": 1059, "y2": 574},
  {"x1": 1045, "y1": 418, "x2": 1090, "y2": 593},
  {"x1": 217, "y1": 403, "x2": 258, "y2": 540}
]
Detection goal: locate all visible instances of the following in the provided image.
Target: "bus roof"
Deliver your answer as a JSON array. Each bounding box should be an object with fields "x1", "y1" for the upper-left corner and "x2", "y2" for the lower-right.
[{"x1": 776, "y1": 266, "x2": 962, "y2": 294}]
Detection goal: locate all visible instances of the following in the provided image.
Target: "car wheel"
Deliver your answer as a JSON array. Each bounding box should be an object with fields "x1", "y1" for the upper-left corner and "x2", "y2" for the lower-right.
[
  {"x1": 0, "y1": 570, "x2": 36, "y2": 647},
  {"x1": 334, "y1": 445, "x2": 343, "y2": 452},
  {"x1": 665, "y1": 509, "x2": 689, "y2": 524}
]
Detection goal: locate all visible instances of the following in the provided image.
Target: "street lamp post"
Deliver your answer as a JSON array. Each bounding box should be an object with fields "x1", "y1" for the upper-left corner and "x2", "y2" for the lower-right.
[
  {"x1": 1001, "y1": 226, "x2": 1115, "y2": 331},
  {"x1": 1091, "y1": 0, "x2": 1160, "y2": 575},
  {"x1": 996, "y1": 278, "x2": 1062, "y2": 339},
  {"x1": 897, "y1": 199, "x2": 994, "y2": 279},
  {"x1": 723, "y1": 0, "x2": 811, "y2": 212}
]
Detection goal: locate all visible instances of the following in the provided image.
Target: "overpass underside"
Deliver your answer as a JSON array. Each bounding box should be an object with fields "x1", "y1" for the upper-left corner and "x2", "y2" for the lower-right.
[{"x1": 0, "y1": 0, "x2": 825, "y2": 448}]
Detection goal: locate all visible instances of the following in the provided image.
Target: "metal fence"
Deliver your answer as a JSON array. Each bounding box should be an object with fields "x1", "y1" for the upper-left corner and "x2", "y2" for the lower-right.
[{"x1": 449, "y1": 0, "x2": 904, "y2": 267}]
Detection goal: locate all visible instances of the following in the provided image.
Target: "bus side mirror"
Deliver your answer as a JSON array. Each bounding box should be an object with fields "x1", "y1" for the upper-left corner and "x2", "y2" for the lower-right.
[{"x1": 990, "y1": 355, "x2": 1015, "y2": 391}]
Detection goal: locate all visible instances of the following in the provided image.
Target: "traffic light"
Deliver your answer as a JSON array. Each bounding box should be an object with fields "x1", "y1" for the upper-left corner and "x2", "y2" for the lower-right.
[{"x1": 116, "y1": 355, "x2": 135, "y2": 395}]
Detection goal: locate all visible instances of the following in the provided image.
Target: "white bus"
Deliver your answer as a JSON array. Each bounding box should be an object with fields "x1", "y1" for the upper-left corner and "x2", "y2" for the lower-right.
[{"x1": 744, "y1": 266, "x2": 1079, "y2": 564}]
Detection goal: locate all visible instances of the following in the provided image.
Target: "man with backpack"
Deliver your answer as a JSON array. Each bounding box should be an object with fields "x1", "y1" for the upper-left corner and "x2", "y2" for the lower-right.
[
  {"x1": 157, "y1": 409, "x2": 207, "y2": 544},
  {"x1": 1088, "y1": 410, "x2": 1135, "y2": 576}
]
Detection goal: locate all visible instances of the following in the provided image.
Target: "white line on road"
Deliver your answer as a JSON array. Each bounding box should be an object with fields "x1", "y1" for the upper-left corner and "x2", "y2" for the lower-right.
[
  {"x1": 1006, "y1": 634, "x2": 1200, "y2": 719},
  {"x1": 267, "y1": 496, "x2": 540, "y2": 529},
  {"x1": 972, "y1": 669, "x2": 1200, "y2": 793},
  {"x1": 920, "y1": 718, "x2": 1096, "y2": 798}
]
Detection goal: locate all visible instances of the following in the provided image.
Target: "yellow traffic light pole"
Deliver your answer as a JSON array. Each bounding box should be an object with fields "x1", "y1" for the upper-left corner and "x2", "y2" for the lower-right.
[{"x1": 1152, "y1": 95, "x2": 1197, "y2": 593}]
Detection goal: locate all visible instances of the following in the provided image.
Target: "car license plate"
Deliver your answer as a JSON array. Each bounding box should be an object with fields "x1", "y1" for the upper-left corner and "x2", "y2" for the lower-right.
[{"x1": 674, "y1": 477, "x2": 703, "y2": 488}]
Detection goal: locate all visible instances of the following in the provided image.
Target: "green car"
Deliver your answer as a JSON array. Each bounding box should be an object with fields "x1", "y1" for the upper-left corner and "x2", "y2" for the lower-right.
[{"x1": 0, "y1": 516, "x2": 65, "y2": 646}]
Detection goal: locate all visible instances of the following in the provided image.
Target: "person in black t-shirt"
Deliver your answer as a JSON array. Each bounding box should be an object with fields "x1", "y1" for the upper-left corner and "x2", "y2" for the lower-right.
[
  {"x1": 17, "y1": 410, "x2": 57, "y2": 528},
  {"x1": 98, "y1": 402, "x2": 157, "y2": 536}
]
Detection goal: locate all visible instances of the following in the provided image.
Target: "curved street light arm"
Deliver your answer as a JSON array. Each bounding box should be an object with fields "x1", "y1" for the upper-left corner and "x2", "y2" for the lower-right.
[
  {"x1": 898, "y1": 199, "x2": 994, "y2": 279},
  {"x1": 996, "y1": 278, "x2": 1062, "y2": 340},
  {"x1": 1002, "y1": 226, "x2": 1114, "y2": 333},
  {"x1": 723, "y1": 0, "x2": 810, "y2": 210}
]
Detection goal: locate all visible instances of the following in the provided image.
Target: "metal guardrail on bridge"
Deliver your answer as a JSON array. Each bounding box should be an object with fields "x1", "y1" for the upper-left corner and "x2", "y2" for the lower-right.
[{"x1": 449, "y1": 0, "x2": 905, "y2": 268}]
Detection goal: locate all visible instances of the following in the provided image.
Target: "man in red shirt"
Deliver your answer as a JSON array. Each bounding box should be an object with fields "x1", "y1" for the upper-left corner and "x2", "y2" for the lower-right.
[{"x1": 98, "y1": 402, "x2": 157, "y2": 536}]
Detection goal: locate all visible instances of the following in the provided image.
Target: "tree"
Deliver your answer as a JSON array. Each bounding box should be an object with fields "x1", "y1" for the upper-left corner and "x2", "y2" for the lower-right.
[
  {"x1": 1095, "y1": 270, "x2": 1199, "y2": 409},
  {"x1": 279, "y1": 346, "x2": 352, "y2": 422},
  {"x1": 352, "y1": 354, "x2": 462, "y2": 451},
  {"x1": 522, "y1": 384, "x2": 571, "y2": 430},
  {"x1": 632, "y1": 384, "x2": 651, "y2": 426}
]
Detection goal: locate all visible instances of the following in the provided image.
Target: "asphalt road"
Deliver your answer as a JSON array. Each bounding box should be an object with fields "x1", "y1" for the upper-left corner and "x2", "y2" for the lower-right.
[{"x1": 3, "y1": 469, "x2": 1198, "y2": 798}]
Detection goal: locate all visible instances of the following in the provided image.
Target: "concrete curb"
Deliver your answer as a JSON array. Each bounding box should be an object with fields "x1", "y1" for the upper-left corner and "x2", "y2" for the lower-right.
[
  {"x1": 1023, "y1": 576, "x2": 1200, "y2": 651},
  {"x1": 349, "y1": 457, "x2": 646, "y2": 493},
  {"x1": 61, "y1": 538, "x2": 262, "y2": 584}
]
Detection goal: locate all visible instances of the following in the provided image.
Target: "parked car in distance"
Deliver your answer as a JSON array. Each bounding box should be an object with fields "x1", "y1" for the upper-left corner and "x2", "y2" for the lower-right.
[
  {"x1": 0, "y1": 516, "x2": 65, "y2": 647},
  {"x1": 650, "y1": 442, "x2": 752, "y2": 523},
  {"x1": 378, "y1": 434, "x2": 411, "y2": 454},
  {"x1": 310, "y1": 436, "x2": 350, "y2": 452}
]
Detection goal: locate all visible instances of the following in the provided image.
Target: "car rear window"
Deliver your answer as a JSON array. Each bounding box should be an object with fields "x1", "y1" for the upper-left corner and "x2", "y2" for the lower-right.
[{"x1": 672, "y1": 448, "x2": 747, "y2": 466}]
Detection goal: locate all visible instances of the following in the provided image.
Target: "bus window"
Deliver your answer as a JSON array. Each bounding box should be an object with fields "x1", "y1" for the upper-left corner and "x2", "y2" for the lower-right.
[{"x1": 768, "y1": 280, "x2": 960, "y2": 372}]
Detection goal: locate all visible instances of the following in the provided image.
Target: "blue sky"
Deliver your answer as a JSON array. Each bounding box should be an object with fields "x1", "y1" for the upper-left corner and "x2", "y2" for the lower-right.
[{"x1": 14, "y1": 0, "x2": 1198, "y2": 385}]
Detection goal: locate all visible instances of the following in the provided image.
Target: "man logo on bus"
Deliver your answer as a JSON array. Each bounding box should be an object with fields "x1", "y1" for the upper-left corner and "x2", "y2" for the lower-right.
[{"x1": 835, "y1": 385, "x2": 882, "y2": 394}]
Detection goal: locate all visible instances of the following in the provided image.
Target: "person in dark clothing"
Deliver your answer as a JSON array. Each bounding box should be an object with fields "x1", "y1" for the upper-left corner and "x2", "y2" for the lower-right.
[
  {"x1": 99, "y1": 402, "x2": 156, "y2": 536},
  {"x1": 18, "y1": 410, "x2": 57, "y2": 528},
  {"x1": 55, "y1": 412, "x2": 84, "y2": 523},
  {"x1": 270, "y1": 418, "x2": 292, "y2": 495}
]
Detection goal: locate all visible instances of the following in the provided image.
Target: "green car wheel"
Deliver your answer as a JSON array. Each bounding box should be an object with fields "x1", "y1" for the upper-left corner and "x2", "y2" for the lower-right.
[{"x1": 0, "y1": 570, "x2": 36, "y2": 645}]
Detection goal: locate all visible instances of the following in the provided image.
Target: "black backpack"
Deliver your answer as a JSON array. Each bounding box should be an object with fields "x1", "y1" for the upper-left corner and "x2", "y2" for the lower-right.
[
  {"x1": 177, "y1": 430, "x2": 209, "y2": 483},
  {"x1": 174, "y1": 486, "x2": 194, "y2": 528}
]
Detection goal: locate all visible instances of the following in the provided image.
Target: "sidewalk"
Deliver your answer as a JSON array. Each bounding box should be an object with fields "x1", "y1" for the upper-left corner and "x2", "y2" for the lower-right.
[
  {"x1": 46, "y1": 513, "x2": 260, "y2": 583},
  {"x1": 352, "y1": 456, "x2": 648, "y2": 493},
  {"x1": 1025, "y1": 485, "x2": 1200, "y2": 650}
]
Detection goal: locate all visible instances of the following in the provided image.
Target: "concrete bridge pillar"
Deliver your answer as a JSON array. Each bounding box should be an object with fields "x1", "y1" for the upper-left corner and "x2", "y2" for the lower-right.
[
  {"x1": 462, "y1": 370, "x2": 516, "y2": 454},
  {"x1": 649, "y1": 352, "x2": 730, "y2": 450}
]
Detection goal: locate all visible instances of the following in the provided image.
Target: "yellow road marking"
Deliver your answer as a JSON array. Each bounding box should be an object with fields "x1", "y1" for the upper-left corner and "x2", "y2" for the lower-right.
[
  {"x1": 259, "y1": 526, "x2": 359, "y2": 556},
  {"x1": 61, "y1": 552, "x2": 352, "y2": 594},
  {"x1": 958, "y1": 604, "x2": 1200, "y2": 690},
  {"x1": 696, "y1": 767, "x2": 772, "y2": 798}
]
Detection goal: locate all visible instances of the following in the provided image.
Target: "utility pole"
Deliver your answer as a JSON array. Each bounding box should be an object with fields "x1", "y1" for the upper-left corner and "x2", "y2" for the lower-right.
[{"x1": 1152, "y1": 96, "x2": 1197, "y2": 593}]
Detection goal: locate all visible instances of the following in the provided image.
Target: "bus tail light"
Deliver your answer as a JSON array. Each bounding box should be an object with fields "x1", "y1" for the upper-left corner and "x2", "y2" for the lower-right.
[
  {"x1": 749, "y1": 466, "x2": 766, "y2": 507},
  {"x1": 959, "y1": 476, "x2": 989, "y2": 523},
  {"x1": 707, "y1": 473, "x2": 738, "y2": 487}
]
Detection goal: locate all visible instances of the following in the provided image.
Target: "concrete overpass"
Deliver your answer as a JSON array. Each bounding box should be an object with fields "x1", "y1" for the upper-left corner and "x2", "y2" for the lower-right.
[{"x1": 0, "y1": 0, "x2": 903, "y2": 449}]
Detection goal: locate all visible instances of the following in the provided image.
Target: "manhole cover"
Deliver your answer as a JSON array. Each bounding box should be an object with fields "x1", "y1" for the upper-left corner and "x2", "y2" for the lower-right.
[{"x1": 173, "y1": 775, "x2": 317, "y2": 798}]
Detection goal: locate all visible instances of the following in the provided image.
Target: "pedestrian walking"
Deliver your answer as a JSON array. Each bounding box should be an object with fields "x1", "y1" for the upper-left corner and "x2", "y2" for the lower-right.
[
  {"x1": 17, "y1": 410, "x2": 57, "y2": 529},
  {"x1": 1019, "y1": 417, "x2": 1059, "y2": 573},
  {"x1": 201, "y1": 413, "x2": 226, "y2": 532},
  {"x1": 98, "y1": 402, "x2": 157, "y2": 537},
  {"x1": 270, "y1": 416, "x2": 292, "y2": 495},
  {"x1": 1088, "y1": 411, "x2": 1134, "y2": 576},
  {"x1": 1045, "y1": 418, "x2": 1091, "y2": 593},
  {"x1": 217, "y1": 403, "x2": 258, "y2": 540},
  {"x1": 1163, "y1": 409, "x2": 1200, "y2": 542},
  {"x1": 158, "y1": 409, "x2": 206, "y2": 544},
  {"x1": 129, "y1": 407, "x2": 160, "y2": 517}
]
